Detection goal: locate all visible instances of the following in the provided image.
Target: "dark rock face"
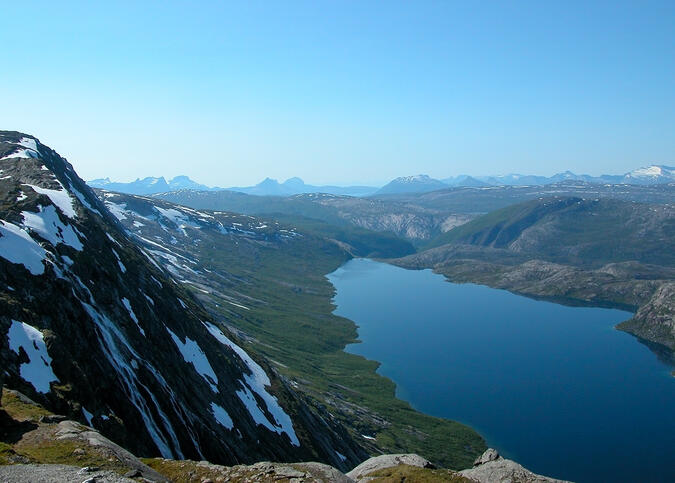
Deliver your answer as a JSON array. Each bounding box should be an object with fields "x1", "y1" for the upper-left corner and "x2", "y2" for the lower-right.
[{"x1": 0, "y1": 131, "x2": 365, "y2": 469}]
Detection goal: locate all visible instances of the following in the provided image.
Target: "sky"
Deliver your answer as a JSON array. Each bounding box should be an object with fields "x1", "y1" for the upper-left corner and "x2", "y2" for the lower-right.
[{"x1": 1, "y1": 1, "x2": 674, "y2": 186}]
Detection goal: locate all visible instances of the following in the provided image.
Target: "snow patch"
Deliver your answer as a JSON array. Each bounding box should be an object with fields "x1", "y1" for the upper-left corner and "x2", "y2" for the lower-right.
[
  {"x1": 105, "y1": 201, "x2": 128, "y2": 221},
  {"x1": 0, "y1": 220, "x2": 47, "y2": 275},
  {"x1": 203, "y1": 321, "x2": 299, "y2": 445},
  {"x1": 210, "y1": 402, "x2": 234, "y2": 429},
  {"x1": 166, "y1": 327, "x2": 218, "y2": 392},
  {"x1": 21, "y1": 205, "x2": 84, "y2": 250},
  {"x1": 82, "y1": 407, "x2": 94, "y2": 426},
  {"x1": 24, "y1": 184, "x2": 77, "y2": 219},
  {"x1": 77, "y1": 294, "x2": 184, "y2": 459},
  {"x1": 121, "y1": 297, "x2": 145, "y2": 336},
  {"x1": 111, "y1": 249, "x2": 127, "y2": 273},
  {"x1": 7, "y1": 320, "x2": 59, "y2": 393},
  {"x1": 70, "y1": 185, "x2": 101, "y2": 215}
]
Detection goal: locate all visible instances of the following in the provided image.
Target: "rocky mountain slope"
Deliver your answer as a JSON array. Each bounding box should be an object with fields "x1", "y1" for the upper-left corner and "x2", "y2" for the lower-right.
[
  {"x1": 0, "y1": 131, "x2": 366, "y2": 469},
  {"x1": 0, "y1": 387, "x2": 560, "y2": 483}
]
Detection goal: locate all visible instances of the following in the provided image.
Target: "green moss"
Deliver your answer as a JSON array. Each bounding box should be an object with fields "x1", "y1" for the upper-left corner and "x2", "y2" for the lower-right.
[
  {"x1": 141, "y1": 458, "x2": 226, "y2": 482},
  {"x1": 0, "y1": 390, "x2": 53, "y2": 422},
  {"x1": 365, "y1": 464, "x2": 472, "y2": 482},
  {"x1": 16, "y1": 439, "x2": 129, "y2": 474},
  {"x1": 0, "y1": 442, "x2": 15, "y2": 465}
]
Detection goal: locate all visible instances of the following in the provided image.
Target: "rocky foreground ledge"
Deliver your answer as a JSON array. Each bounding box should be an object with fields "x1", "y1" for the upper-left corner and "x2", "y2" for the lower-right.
[{"x1": 0, "y1": 388, "x2": 566, "y2": 482}]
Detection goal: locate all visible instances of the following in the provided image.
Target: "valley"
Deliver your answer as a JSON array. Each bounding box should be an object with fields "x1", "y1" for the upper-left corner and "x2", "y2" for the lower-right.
[{"x1": 1, "y1": 132, "x2": 673, "y2": 482}]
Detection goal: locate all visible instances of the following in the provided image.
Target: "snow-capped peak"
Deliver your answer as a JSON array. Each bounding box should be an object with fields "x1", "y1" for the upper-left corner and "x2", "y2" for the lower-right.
[{"x1": 627, "y1": 165, "x2": 673, "y2": 178}]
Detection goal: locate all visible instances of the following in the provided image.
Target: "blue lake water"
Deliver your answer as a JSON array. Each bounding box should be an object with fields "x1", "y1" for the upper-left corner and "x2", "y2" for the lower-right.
[{"x1": 327, "y1": 258, "x2": 675, "y2": 483}]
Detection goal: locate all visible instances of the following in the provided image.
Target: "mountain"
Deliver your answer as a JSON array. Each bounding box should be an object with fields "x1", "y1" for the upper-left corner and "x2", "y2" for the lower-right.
[
  {"x1": 442, "y1": 175, "x2": 490, "y2": 187},
  {"x1": 623, "y1": 165, "x2": 675, "y2": 184},
  {"x1": 89, "y1": 176, "x2": 378, "y2": 197},
  {"x1": 228, "y1": 177, "x2": 378, "y2": 197},
  {"x1": 87, "y1": 175, "x2": 217, "y2": 195},
  {"x1": 370, "y1": 181, "x2": 675, "y2": 214},
  {"x1": 473, "y1": 165, "x2": 675, "y2": 186},
  {"x1": 0, "y1": 131, "x2": 365, "y2": 469},
  {"x1": 426, "y1": 197, "x2": 675, "y2": 267},
  {"x1": 376, "y1": 175, "x2": 448, "y2": 195}
]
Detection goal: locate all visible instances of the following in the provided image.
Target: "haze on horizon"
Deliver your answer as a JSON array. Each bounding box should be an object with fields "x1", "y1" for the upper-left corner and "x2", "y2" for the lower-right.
[{"x1": 1, "y1": 1, "x2": 674, "y2": 187}]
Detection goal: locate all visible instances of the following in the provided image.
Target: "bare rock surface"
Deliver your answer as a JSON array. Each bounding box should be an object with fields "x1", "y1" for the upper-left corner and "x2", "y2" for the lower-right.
[
  {"x1": 460, "y1": 449, "x2": 570, "y2": 483},
  {"x1": 0, "y1": 464, "x2": 137, "y2": 483},
  {"x1": 54, "y1": 420, "x2": 167, "y2": 482},
  {"x1": 346, "y1": 453, "x2": 434, "y2": 480}
]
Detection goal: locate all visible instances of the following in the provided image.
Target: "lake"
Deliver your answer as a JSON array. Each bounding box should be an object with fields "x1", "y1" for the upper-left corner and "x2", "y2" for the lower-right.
[{"x1": 327, "y1": 258, "x2": 675, "y2": 483}]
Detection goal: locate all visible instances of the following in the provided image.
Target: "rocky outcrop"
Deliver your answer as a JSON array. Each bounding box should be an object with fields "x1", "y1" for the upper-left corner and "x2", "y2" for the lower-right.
[
  {"x1": 460, "y1": 449, "x2": 569, "y2": 482},
  {"x1": 346, "y1": 453, "x2": 435, "y2": 480},
  {"x1": 53, "y1": 420, "x2": 167, "y2": 481},
  {"x1": 0, "y1": 465, "x2": 137, "y2": 483},
  {"x1": 618, "y1": 282, "x2": 675, "y2": 351}
]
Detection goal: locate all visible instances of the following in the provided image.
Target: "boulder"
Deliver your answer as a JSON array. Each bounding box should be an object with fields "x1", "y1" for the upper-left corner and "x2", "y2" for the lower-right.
[
  {"x1": 460, "y1": 448, "x2": 569, "y2": 483},
  {"x1": 347, "y1": 453, "x2": 434, "y2": 480}
]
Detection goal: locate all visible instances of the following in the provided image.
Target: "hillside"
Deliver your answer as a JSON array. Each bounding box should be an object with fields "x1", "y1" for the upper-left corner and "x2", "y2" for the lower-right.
[
  {"x1": 0, "y1": 131, "x2": 366, "y2": 469},
  {"x1": 425, "y1": 197, "x2": 675, "y2": 268}
]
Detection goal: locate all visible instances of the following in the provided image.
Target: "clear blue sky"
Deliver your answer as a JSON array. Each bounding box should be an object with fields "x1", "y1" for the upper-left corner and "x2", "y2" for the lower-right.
[{"x1": 2, "y1": 1, "x2": 674, "y2": 186}]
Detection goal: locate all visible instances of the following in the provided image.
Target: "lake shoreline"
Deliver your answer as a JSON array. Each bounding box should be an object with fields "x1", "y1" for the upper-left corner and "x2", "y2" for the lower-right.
[{"x1": 329, "y1": 258, "x2": 675, "y2": 483}]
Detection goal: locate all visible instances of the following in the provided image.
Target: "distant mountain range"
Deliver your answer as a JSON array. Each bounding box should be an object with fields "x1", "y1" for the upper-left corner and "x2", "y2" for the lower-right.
[
  {"x1": 88, "y1": 176, "x2": 378, "y2": 197},
  {"x1": 87, "y1": 175, "x2": 219, "y2": 195},
  {"x1": 88, "y1": 164, "x2": 675, "y2": 196},
  {"x1": 381, "y1": 165, "x2": 675, "y2": 195},
  {"x1": 227, "y1": 177, "x2": 377, "y2": 197}
]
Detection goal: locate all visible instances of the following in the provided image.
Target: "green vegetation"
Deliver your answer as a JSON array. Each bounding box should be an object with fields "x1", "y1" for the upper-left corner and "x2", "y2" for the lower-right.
[
  {"x1": 0, "y1": 389, "x2": 130, "y2": 473},
  {"x1": 365, "y1": 464, "x2": 472, "y2": 482},
  {"x1": 0, "y1": 442, "x2": 15, "y2": 465},
  {"x1": 0, "y1": 390, "x2": 53, "y2": 422},
  {"x1": 142, "y1": 458, "x2": 225, "y2": 482}
]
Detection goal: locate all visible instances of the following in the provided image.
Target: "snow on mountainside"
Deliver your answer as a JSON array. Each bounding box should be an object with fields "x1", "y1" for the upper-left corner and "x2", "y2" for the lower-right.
[
  {"x1": 0, "y1": 131, "x2": 364, "y2": 470},
  {"x1": 624, "y1": 165, "x2": 674, "y2": 183}
]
